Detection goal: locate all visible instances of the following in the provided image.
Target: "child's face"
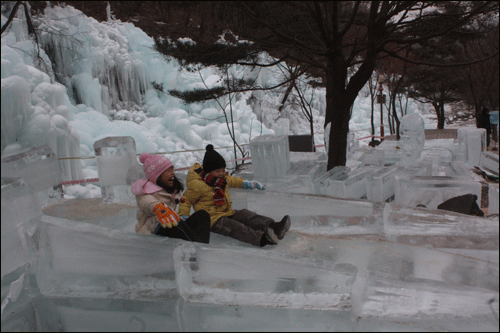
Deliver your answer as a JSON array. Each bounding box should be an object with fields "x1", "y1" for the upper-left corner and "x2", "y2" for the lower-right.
[
  {"x1": 159, "y1": 166, "x2": 175, "y2": 186},
  {"x1": 210, "y1": 167, "x2": 226, "y2": 178}
]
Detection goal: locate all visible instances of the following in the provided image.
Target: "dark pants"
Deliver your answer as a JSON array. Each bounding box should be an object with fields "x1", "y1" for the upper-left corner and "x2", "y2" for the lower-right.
[
  {"x1": 211, "y1": 209, "x2": 275, "y2": 246},
  {"x1": 491, "y1": 124, "x2": 498, "y2": 145},
  {"x1": 155, "y1": 210, "x2": 210, "y2": 243}
]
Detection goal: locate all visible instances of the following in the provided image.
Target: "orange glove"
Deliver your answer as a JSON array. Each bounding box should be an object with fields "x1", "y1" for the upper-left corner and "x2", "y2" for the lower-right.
[{"x1": 153, "y1": 203, "x2": 180, "y2": 228}]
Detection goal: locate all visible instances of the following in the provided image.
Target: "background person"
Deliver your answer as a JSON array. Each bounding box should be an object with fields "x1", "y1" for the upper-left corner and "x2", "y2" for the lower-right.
[{"x1": 476, "y1": 106, "x2": 491, "y2": 148}]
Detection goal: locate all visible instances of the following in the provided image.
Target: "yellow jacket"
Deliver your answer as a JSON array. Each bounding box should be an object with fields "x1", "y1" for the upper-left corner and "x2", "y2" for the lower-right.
[{"x1": 179, "y1": 163, "x2": 244, "y2": 228}]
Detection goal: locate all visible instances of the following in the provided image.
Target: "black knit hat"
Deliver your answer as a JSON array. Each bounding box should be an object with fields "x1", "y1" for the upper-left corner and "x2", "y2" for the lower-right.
[{"x1": 203, "y1": 144, "x2": 226, "y2": 173}]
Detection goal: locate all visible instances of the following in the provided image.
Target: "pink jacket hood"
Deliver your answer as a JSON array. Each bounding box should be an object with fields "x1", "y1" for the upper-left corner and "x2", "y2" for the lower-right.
[{"x1": 131, "y1": 178, "x2": 163, "y2": 195}]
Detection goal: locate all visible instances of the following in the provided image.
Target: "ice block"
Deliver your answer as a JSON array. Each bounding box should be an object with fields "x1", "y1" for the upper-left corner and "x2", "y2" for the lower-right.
[
  {"x1": 1, "y1": 177, "x2": 41, "y2": 278},
  {"x1": 174, "y1": 243, "x2": 357, "y2": 310},
  {"x1": 34, "y1": 216, "x2": 179, "y2": 299},
  {"x1": 395, "y1": 174, "x2": 482, "y2": 209},
  {"x1": 327, "y1": 167, "x2": 375, "y2": 199},
  {"x1": 1, "y1": 145, "x2": 63, "y2": 207},
  {"x1": 360, "y1": 245, "x2": 499, "y2": 326},
  {"x1": 358, "y1": 148, "x2": 385, "y2": 167},
  {"x1": 377, "y1": 140, "x2": 405, "y2": 165},
  {"x1": 180, "y1": 301, "x2": 355, "y2": 331},
  {"x1": 488, "y1": 184, "x2": 499, "y2": 215},
  {"x1": 457, "y1": 128, "x2": 487, "y2": 168},
  {"x1": 479, "y1": 151, "x2": 499, "y2": 176},
  {"x1": 93, "y1": 136, "x2": 138, "y2": 204},
  {"x1": 365, "y1": 166, "x2": 401, "y2": 202},
  {"x1": 383, "y1": 203, "x2": 499, "y2": 249},
  {"x1": 312, "y1": 165, "x2": 350, "y2": 195},
  {"x1": 249, "y1": 135, "x2": 290, "y2": 180}
]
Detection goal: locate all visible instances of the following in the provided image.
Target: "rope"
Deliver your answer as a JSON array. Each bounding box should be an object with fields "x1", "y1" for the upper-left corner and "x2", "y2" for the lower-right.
[
  {"x1": 57, "y1": 144, "x2": 250, "y2": 161},
  {"x1": 60, "y1": 135, "x2": 386, "y2": 185},
  {"x1": 61, "y1": 156, "x2": 253, "y2": 186}
]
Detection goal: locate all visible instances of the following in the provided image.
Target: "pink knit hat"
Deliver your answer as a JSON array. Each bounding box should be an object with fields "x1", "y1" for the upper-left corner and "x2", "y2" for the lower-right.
[{"x1": 139, "y1": 153, "x2": 173, "y2": 184}]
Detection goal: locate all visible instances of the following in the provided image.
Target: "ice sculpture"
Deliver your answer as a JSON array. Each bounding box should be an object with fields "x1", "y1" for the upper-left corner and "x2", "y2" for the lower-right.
[
  {"x1": 1, "y1": 145, "x2": 63, "y2": 207},
  {"x1": 93, "y1": 136, "x2": 138, "y2": 204},
  {"x1": 396, "y1": 114, "x2": 425, "y2": 167},
  {"x1": 174, "y1": 243, "x2": 357, "y2": 310},
  {"x1": 249, "y1": 135, "x2": 290, "y2": 180}
]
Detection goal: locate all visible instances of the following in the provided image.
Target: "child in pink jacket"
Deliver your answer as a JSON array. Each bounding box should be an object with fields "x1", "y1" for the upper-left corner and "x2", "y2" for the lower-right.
[{"x1": 131, "y1": 153, "x2": 210, "y2": 243}]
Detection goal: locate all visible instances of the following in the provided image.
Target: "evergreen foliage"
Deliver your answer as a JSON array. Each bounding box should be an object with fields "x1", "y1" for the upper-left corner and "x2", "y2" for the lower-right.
[{"x1": 154, "y1": 37, "x2": 260, "y2": 68}]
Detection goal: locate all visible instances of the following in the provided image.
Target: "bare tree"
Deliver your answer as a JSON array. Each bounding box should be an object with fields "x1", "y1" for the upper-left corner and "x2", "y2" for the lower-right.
[
  {"x1": 226, "y1": 1, "x2": 499, "y2": 170},
  {"x1": 152, "y1": 1, "x2": 498, "y2": 170}
]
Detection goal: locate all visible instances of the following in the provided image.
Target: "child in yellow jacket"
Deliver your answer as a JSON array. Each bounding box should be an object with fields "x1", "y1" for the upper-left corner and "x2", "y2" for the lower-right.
[{"x1": 178, "y1": 145, "x2": 291, "y2": 247}]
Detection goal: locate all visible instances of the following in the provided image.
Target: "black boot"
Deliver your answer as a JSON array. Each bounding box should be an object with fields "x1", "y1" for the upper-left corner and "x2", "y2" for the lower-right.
[
  {"x1": 271, "y1": 215, "x2": 291, "y2": 240},
  {"x1": 260, "y1": 228, "x2": 279, "y2": 247}
]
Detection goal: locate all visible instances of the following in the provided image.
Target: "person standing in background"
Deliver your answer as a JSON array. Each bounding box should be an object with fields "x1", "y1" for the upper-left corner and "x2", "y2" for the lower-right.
[
  {"x1": 489, "y1": 109, "x2": 499, "y2": 151},
  {"x1": 476, "y1": 107, "x2": 491, "y2": 148}
]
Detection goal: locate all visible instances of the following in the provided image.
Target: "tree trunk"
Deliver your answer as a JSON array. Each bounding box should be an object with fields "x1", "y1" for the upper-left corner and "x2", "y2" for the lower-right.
[
  {"x1": 437, "y1": 100, "x2": 445, "y2": 129},
  {"x1": 324, "y1": 46, "x2": 376, "y2": 170},
  {"x1": 369, "y1": 80, "x2": 376, "y2": 141},
  {"x1": 392, "y1": 93, "x2": 401, "y2": 140},
  {"x1": 324, "y1": 54, "x2": 351, "y2": 170},
  {"x1": 325, "y1": 80, "x2": 351, "y2": 170}
]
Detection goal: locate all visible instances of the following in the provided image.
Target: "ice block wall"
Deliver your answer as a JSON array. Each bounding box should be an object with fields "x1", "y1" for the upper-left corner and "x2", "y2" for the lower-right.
[
  {"x1": 35, "y1": 216, "x2": 181, "y2": 299},
  {"x1": 174, "y1": 243, "x2": 357, "y2": 310},
  {"x1": 94, "y1": 136, "x2": 138, "y2": 204},
  {"x1": 249, "y1": 135, "x2": 290, "y2": 180},
  {"x1": 1, "y1": 177, "x2": 44, "y2": 331},
  {"x1": 1, "y1": 177, "x2": 41, "y2": 278}
]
